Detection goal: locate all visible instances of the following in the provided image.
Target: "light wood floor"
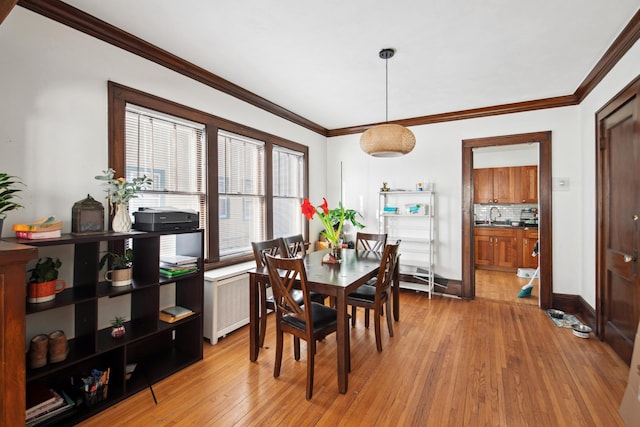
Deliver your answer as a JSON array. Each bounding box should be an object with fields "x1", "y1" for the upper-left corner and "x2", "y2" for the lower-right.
[
  {"x1": 475, "y1": 269, "x2": 539, "y2": 306},
  {"x1": 78, "y1": 289, "x2": 628, "y2": 426}
]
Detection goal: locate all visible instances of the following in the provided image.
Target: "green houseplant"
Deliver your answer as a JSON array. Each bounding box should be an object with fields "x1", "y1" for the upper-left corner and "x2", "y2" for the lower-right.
[
  {"x1": 111, "y1": 316, "x2": 126, "y2": 338},
  {"x1": 99, "y1": 249, "x2": 133, "y2": 287},
  {"x1": 28, "y1": 257, "x2": 62, "y2": 284},
  {"x1": 0, "y1": 173, "x2": 24, "y2": 238},
  {"x1": 26, "y1": 257, "x2": 66, "y2": 304}
]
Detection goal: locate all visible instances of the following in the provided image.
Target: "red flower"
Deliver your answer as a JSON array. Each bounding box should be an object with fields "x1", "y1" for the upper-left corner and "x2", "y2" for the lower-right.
[
  {"x1": 301, "y1": 198, "x2": 316, "y2": 220},
  {"x1": 320, "y1": 198, "x2": 329, "y2": 215}
]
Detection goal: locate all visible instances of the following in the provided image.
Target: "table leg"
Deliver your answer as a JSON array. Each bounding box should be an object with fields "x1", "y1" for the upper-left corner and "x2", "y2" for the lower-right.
[
  {"x1": 249, "y1": 274, "x2": 259, "y2": 362},
  {"x1": 336, "y1": 290, "x2": 348, "y2": 393}
]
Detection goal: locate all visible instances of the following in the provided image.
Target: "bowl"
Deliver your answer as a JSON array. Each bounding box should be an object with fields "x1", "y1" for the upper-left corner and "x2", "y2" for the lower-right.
[
  {"x1": 572, "y1": 324, "x2": 592, "y2": 339},
  {"x1": 547, "y1": 309, "x2": 564, "y2": 319}
]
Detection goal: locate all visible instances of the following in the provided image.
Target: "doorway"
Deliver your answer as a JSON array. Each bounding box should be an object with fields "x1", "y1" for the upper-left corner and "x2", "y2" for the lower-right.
[{"x1": 461, "y1": 131, "x2": 553, "y2": 309}]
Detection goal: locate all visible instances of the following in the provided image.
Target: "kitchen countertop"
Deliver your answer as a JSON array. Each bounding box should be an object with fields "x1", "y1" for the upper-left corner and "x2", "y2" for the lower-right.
[{"x1": 474, "y1": 221, "x2": 538, "y2": 229}]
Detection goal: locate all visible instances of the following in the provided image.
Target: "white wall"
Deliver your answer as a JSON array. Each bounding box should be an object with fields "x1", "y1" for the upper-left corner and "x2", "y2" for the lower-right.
[
  {"x1": 0, "y1": 9, "x2": 327, "y2": 339},
  {"x1": 0, "y1": 8, "x2": 327, "y2": 236},
  {"x1": 328, "y1": 39, "x2": 640, "y2": 305},
  {"x1": 2, "y1": 6, "x2": 639, "y2": 310},
  {"x1": 328, "y1": 107, "x2": 580, "y2": 283}
]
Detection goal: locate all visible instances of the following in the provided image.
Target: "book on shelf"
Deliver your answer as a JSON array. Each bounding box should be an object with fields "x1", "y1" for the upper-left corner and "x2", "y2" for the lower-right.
[
  {"x1": 159, "y1": 305, "x2": 194, "y2": 323},
  {"x1": 12, "y1": 216, "x2": 63, "y2": 232},
  {"x1": 26, "y1": 390, "x2": 75, "y2": 426},
  {"x1": 160, "y1": 254, "x2": 198, "y2": 266},
  {"x1": 26, "y1": 388, "x2": 65, "y2": 421},
  {"x1": 160, "y1": 266, "x2": 197, "y2": 278},
  {"x1": 15, "y1": 229, "x2": 62, "y2": 239},
  {"x1": 26, "y1": 384, "x2": 59, "y2": 415}
]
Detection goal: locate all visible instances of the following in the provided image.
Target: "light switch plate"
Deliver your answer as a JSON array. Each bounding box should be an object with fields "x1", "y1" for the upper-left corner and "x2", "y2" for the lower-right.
[{"x1": 553, "y1": 177, "x2": 570, "y2": 191}]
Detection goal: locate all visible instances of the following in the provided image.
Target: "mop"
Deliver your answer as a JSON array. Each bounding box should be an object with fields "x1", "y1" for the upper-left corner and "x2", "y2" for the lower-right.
[{"x1": 518, "y1": 240, "x2": 538, "y2": 298}]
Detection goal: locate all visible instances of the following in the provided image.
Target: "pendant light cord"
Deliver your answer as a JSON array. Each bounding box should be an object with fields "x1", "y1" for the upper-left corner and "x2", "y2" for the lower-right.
[{"x1": 385, "y1": 56, "x2": 389, "y2": 123}]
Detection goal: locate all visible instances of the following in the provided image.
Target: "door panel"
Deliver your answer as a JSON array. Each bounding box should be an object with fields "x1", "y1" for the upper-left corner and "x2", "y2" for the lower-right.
[{"x1": 601, "y1": 96, "x2": 640, "y2": 364}]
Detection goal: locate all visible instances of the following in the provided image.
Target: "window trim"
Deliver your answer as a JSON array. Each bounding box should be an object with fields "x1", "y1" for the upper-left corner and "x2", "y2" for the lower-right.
[{"x1": 108, "y1": 81, "x2": 309, "y2": 268}]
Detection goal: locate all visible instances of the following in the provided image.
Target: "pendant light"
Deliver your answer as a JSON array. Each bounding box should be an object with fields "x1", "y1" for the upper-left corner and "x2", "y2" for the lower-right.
[{"x1": 360, "y1": 48, "x2": 416, "y2": 157}]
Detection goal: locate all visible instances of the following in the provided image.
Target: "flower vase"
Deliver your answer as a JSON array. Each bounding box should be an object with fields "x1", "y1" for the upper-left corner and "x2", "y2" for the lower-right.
[
  {"x1": 321, "y1": 241, "x2": 342, "y2": 264},
  {"x1": 111, "y1": 326, "x2": 125, "y2": 338},
  {"x1": 112, "y1": 203, "x2": 131, "y2": 233}
]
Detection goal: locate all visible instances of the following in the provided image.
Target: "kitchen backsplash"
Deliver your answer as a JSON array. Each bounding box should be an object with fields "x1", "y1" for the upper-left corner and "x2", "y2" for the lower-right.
[{"x1": 474, "y1": 204, "x2": 538, "y2": 223}]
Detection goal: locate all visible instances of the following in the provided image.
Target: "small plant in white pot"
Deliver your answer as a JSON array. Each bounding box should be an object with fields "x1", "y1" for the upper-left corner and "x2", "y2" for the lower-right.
[
  {"x1": 111, "y1": 316, "x2": 126, "y2": 338},
  {"x1": 99, "y1": 249, "x2": 133, "y2": 287},
  {"x1": 0, "y1": 173, "x2": 24, "y2": 238}
]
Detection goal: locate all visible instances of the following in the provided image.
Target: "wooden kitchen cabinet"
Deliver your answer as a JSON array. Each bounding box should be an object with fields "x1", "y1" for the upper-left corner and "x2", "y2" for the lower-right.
[
  {"x1": 473, "y1": 167, "x2": 516, "y2": 204},
  {"x1": 474, "y1": 227, "x2": 519, "y2": 269},
  {"x1": 521, "y1": 229, "x2": 539, "y2": 268},
  {"x1": 517, "y1": 165, "x2": 538, "y2": 203},
  {"x1": 474, "y1": 165, "x2": 537, "y2": 204}
]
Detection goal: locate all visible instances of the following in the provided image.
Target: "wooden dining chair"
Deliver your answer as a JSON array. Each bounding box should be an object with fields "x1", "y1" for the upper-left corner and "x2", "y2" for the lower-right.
[
  {"x1": 280, "y1": 234, "x2": 307, "y2": 258},
  {"x1": 347, "y1": 240, "x2": 400, "y2": 352},
  {"x1": 252, "y1": 238, "x2": 291, "y2": 348},
  {"x1": 252, "y1": 237, "x2": 324, "y2": 347},
  {"x1": 355, "y1": 232, "x2": 387, "y2": 252},
  {"x1": 264, "y1": 254, "x2": 341, "y2": 400}
]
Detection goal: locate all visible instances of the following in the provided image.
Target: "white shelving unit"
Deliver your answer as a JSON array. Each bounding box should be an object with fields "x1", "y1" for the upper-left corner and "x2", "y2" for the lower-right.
[{"x1": 379, "y1": 190, "x2": 436, "y2": 297}]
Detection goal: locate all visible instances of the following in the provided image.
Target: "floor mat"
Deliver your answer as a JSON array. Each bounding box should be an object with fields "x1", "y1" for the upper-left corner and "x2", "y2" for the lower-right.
[{"x1": 546, "y1": 310, "x2": 583, "y2": 328}]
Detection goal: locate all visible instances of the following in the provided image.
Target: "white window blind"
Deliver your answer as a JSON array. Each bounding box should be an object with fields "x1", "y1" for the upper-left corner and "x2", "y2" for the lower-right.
[
  {"x1": 124, "y1": 104, "x2": 207, "y2": 254},
  {"x1": 218, "y1": 130, "x2": 265, "y2": 258},
  {"x1": 272, "y1": 145, "x2": 304, "y2": 238}
]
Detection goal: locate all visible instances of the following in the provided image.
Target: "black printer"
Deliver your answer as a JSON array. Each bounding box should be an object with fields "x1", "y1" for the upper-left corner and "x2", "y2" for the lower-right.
[{"x1": 133, "y1": 207, "x2": 199, "y2": 232}]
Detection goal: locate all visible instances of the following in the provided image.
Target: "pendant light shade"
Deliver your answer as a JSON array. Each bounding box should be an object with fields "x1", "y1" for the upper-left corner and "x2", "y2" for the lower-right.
[
  {"x1": 360, "y1": 48, "x2": 415, "y2": 157},
  {"x1": 360, "y1": 124, "x2": 416, "y2": 157}
]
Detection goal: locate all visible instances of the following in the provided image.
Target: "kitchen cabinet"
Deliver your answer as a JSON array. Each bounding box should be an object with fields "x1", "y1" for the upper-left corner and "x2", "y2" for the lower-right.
[
  {"x1": 474, "y1": 165, "x2": 538, "y2": 204},
  {"x1": 517, "y1": 165, "x2": 538, "y2": 203},
  {"x1": 473, "y1": 167, "x2": 516, "y2": 204},
  {"x1": 521, "y1": 229, "x2": 539, "y2": 268},
  {"x1": 474, "y1": 227, "x2": 518, "y2": 269}
]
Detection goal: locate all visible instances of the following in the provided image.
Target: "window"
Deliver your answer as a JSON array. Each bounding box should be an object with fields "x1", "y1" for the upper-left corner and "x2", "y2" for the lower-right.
[
  {"x1": 217, "y1": 130, "x2": 265, "y2": 259},
  {"x1": 108, "y1": 82, "x2": 308, "y2": 266},
  {"x1": 273, "y1": 145, "x2": 305, "y2": 238}
]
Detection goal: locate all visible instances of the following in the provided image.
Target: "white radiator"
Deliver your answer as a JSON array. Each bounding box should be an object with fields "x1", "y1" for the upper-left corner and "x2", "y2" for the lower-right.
[{"x1": 204, "y1": 262, "x2": 254, "y2": 345}]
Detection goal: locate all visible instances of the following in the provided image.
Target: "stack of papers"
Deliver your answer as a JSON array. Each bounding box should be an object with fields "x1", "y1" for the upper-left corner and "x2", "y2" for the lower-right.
[{"x1": 160, "y1": 255, "x2": 198, "y2": 278}]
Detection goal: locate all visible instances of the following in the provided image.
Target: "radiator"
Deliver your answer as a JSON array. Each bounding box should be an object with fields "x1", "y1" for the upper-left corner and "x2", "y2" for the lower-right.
[{"x1": 204, "y1": 263, "x2": 254, "y2": 345}]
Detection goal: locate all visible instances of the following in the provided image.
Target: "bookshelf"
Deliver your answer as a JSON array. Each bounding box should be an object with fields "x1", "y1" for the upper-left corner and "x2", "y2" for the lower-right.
[{"x1": 2, "y1": 229, "x2": 203, "y2": 425}]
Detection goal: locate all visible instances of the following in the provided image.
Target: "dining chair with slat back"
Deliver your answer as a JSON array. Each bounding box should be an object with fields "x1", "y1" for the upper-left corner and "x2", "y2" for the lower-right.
[
  {"x1": 353, "y1": 232, "x2": 388, "y2": 326},
  {"x1": 251, "y1": 238, "x2": 290, "y2": 348},
  {"x1": 264, "y1": 254, "x2": 342, "y2": 400},
  {"x1": 281, "y1": 234, "x2": 307, "y2": 258},
  {"x1": 347, "y1": 240, "x2": 400, "y2": 352},
  {"x1": 355, "y1": 232, "x2": 387, "y2": 252}
]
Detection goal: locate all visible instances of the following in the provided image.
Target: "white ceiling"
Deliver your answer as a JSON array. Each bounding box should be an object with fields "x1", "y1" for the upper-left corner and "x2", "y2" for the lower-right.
[{"x1": 62, "y1": 0, "x2": 640, "y2": 130}]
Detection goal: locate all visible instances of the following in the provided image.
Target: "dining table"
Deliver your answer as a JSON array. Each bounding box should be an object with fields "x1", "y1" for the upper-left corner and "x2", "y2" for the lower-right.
[{"x1": 248, "y1": 248, "x2": 400, "y2": 394}]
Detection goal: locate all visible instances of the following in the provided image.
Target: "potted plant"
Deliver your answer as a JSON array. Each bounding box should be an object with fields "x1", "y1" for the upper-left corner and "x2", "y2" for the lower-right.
[
  {"x1": 0, "y1": 173, "x2": 24, "y2": 238},
  {"x1": 100, "y1": 249, "x2": 133, "y2": 287},
  {"x1": 111, "y1": 316, "x2": 126, "y2": 338},
  {"x1": 27, "y1": 257, "x2": 66, "y2": 303}
]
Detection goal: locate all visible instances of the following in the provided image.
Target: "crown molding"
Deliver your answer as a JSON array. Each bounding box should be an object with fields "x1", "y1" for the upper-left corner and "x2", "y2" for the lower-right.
[
  {"x1": 14, "y1": 1, "x2": 640, "y2": 138},
  {"x1": 0, "y1": 0, "x2": 18, "y2": 25}
]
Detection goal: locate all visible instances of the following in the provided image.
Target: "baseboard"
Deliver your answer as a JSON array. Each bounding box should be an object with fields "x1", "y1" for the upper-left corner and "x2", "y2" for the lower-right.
[{"x1": 551, "y1": 293, "x2": 597, "y2": 332}]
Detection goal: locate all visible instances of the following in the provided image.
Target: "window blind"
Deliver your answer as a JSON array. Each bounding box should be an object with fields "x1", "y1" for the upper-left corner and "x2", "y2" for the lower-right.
[
  {"x1": 218, "y1": 130, "x2": 265, "y2": 258},
  {"x1": 272, "y1": 145, "x2": 304, "y2": 238}
]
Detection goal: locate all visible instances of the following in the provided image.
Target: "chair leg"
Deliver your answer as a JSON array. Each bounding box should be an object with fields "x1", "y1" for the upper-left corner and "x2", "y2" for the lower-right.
[
  {"x1": 374, "y1": 307, "x2": 383, "y2": 352},
  {"x1": 274, "y1": 326, "x2": 283, "y2": 378},
  {"x1": 364, "y1": 308, "x2": 370, "y2": 328},
  {"x1": 351, "y1": 306, "x2": 357, "y2": 327},
  {"x1": 306, "y1": 340, "x2": 315, "y2": 400},
  {"x1": 385, "y1": 299, "x2": 394, "y2": 338},
  {"x1": 259, "y1": 284, "x2": 268, "y2": 347},
  {"x1": 294, "y1": 336, "x2": 301, "y2": 361}
]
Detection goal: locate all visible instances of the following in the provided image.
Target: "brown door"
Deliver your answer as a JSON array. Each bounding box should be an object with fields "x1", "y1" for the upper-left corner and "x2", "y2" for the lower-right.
[{"x1": 598, "y1": 86, "x2": 640, "y2": 365}]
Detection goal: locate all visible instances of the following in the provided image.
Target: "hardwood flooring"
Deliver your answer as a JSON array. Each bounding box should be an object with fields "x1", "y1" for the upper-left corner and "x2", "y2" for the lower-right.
[
  {"x1": 79, "y1": 290, "x2": 628, "y2": 426},
  {"x1": 475, "y1": 269, "x2": 539, "y2": 306}
]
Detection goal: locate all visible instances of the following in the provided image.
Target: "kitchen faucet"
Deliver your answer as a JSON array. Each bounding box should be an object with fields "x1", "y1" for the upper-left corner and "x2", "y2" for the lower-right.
[{"x1": 489, "y1": 206, "x2": 502, "y2": 223}]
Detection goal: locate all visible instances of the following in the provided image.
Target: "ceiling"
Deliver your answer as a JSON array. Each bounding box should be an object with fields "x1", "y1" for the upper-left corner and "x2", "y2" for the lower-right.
[{"x1": 57, "y1": 1, "x2": 640, "y2": 130}]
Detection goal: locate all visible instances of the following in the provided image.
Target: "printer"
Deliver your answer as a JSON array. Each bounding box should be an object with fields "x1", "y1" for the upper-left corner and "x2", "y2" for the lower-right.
[{"x1": 133, "y1": 207, "x2": 199, "y2": 232}]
